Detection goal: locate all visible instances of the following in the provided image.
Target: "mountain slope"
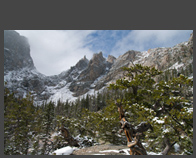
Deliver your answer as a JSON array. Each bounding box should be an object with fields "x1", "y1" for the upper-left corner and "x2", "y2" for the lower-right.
[{"x1": 4, "y1": 31, "x2": 193, "y2": 104}]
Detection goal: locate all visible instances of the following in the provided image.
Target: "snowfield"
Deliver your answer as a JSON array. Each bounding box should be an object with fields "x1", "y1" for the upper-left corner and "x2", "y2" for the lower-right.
[{"x1": 48, "y1": 83, "x2": 77, "y2": 104}]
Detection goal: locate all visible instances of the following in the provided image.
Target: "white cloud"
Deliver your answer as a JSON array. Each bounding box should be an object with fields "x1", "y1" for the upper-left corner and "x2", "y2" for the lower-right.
[
  {"x1": 111, "y1": 30, "x2": 192, "y2": 57},
  {"x1": 16, "y1": 30, "x2": 96, "y2": 76},
  {"x1": 15, "y1": 30, "x2": 192, "y2": 75}
]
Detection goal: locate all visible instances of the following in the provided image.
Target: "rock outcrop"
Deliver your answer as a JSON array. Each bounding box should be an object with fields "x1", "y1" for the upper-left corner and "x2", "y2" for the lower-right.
[
  {"x1": 69, "y1": 52, "x2": 109, "y2": 96},
  {"x1": 79, "y1": 52, "x2": 106, "y2": 81},
  {"x1": 107, "y1": 55, "x2": 116, "y2": 64},
  {"x1": 4, "y1": 30, "x2": 35, "y2": 73}
]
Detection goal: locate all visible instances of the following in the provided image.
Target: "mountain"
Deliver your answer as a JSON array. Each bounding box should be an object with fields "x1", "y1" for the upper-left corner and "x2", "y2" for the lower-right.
[
  {"x1": 4, "y1": 30, "x2": 193, "y2": 105},
  {"x1": 4, "y1": 30, "x2": 35, "y2": 73}
]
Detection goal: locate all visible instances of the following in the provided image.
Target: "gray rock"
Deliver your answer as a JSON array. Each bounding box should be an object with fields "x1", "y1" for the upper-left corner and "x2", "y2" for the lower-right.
[
  {"x1": 4, "y1": 30, "x2": 35, "y2": 73},
  {"x1": 107, "y1": 55, "x2": 116, "y2": 64},
  {"x1": 72, "y1": 144, "x2": 129, "y2": 155}
]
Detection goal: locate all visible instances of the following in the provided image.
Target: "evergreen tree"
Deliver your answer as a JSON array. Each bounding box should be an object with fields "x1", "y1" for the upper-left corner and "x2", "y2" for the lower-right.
[
  {"x1": 96, "y1": 92, "x2": 102, "y2": 111},
  {"x1": 108, "y1": 64, "x2": 193, "y2": 154},
  {"x1": 189, "y1": 63, "x2": 193, "y2": 74},
  {"x1": 40, "y1": 101, "x2": 55, "y2": 154},
  {"x1": 30, "y1": 106, "x2": 44, "y2": 155},
  {"x1": 4, "y1": 88, "x2": 37, "y2": 155},
  {"x1": 85, "y1": 94, "x2": 90, "y2": 110}
]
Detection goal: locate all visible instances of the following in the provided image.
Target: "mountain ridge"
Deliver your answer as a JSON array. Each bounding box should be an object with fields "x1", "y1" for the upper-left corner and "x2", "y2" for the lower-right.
[{"x1": 4, "y1": 30, "x2": 193, "y2": 105}]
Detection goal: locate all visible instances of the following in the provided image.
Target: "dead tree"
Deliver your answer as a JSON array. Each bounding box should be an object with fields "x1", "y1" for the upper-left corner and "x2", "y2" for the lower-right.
[
  {"x1": 61, "y1": 125, "x2": 80, "y2": 147},
  {"x1": 117, "y1": 104, "x2": 152, "y2": 155}
]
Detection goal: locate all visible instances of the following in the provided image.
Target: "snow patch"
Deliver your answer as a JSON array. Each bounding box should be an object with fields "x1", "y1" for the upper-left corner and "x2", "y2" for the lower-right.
[
  {"x1": 121, "y1": 148, "x2": 130, "y2": 155},
  {"x1": 174, "y1": 143, "x2": 180, "y2": 152},
  {"x1": 48, "y1": 83, "x2": 77, "y2": 104},
  {"x1": 51, "y1": 146, "x2": 76, "y2": 155},
  {"x1": 152, "y1": 117, "x2": 164, "y2": 124},
  {"x1": 147, "y1": 151, "x2": 162, "y2": 155},
  {"x1": 90, "y1": 74, "x2": 106, "y2": 88},
  {"x1": 133, "y1": 51, "x2": 149, "y2": 64},
  {"x1": 187, "y1": 107, "x2": 193, "y2": 113},
  {"x1": 141, "y1": 51, "x2": 150, "y2": 58},
  {"x1": 4, "y1": 47, "x2": 10, "y2": 51},
  {"x1": 168, "y1": 62, "x2": 184, "y2": 70},
  {"x1": 163, "y1": 128, "x2": 170, "y2": 134},
  {"x1": 99, "y1": 149, "x2": 119, "y2": 153}
]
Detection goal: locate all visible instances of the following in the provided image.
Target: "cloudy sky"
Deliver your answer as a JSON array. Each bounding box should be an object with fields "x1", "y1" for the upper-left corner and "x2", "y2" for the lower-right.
[{"x1": 15, "y1": 30, "x2": 192, "y2": 76}]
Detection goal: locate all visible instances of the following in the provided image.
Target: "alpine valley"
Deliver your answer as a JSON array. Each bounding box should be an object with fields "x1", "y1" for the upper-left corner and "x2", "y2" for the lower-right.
[{"x1": 4, "y1": 30, "x2": 193, "y2": 105}]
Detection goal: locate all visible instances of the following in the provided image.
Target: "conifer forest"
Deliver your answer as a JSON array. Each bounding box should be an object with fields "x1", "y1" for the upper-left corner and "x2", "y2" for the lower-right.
[{"x1": 4, "y1": 64, "x2": 193, "y2": 155}]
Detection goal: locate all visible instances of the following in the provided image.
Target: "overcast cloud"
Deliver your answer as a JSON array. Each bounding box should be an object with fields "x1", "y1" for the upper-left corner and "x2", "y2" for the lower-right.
[
  {"x1": 16, "y1": 30, "x2": 96, "y2": 76},
  {"x1": 15, "y1": 30, "x2": 192, "y2": 76}
]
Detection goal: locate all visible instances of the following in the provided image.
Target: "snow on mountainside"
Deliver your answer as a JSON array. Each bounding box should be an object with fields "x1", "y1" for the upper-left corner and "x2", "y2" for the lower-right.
[
  {"x1": 47, "y1": 83, "x2": 77, "y2": 103},
  {"x1": 4, "y1": 30, "x2": 193, "y2": 105}
]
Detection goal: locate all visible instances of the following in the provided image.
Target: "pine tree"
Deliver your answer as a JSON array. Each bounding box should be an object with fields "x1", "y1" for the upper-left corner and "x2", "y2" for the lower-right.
[
  {"x1": 96, "y1": 92, "x2": 102, "y2": 111},
  {"x1": 4, "y1": 88, "x2": 37, "y2": 155},
  {"x1": 85, "y1": 94, "x2": 90, "y2": 110},
  {"x1": 30, "y1": 106, "x2": 44, "y2": 155},
  {"x1": 188, "y1": 63, "x2": 193, "y2": 75},
  {"x1": 108, "y1": 64, "x2": 193, "y2": 154},
  {"x1": 40, "y1": 101, "x2": 55, "y2": 154}
]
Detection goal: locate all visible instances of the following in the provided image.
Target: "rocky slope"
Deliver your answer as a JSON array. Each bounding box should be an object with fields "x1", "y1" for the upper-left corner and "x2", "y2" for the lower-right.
[{"x1": 4, "y1": 30, "x2": 193, "y2": 105}]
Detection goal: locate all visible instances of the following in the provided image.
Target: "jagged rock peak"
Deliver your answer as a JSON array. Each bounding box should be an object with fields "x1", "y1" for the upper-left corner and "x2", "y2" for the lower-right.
[
  {"x1": 107, "y1": 55, "x2": 116, "y2": 63},
  {"x1": 118, "y1": 50, "x2": 139, "y2": 61},
  {"x1": 76, "y1": 52, "x2": 107, "y2": 86},
  {"x1": 4, "y1": 30, "x2": 35, "y2": 72},
  {"x1": 75, "y1": 55, "x2": 89, "y2": 71},
  {"x1": 187, "y1": 32, "x2": 193, "y2": 55},
  {"x1": 92, "y1": 52, "x2": 105, "y2": 61},
  {"x1": 189, "y1": 32, "x2": 193, "y2": 41},
  {"x1": 188, "y1": 32, "x2": 193, "y2": 45}
]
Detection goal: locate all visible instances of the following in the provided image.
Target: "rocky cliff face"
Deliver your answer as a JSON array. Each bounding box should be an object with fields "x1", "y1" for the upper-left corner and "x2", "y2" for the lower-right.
[
  {"x1": 133, "y1": 38, "x2": 193, "y2": 71},
  {"x1": 4, "y1": 30, "x2": 58, "y2": 103},
  {"x1": 4, "y1": 30, "x2": 35, "y2": 73},
  {"x1": 79, "y1": 52, "x2": 107, "y2": 82},
  {"x1": 4, "y1": 30, "x2": 193, "y2": 104},
  {"x1": 69, "y1": 52, "x2": 112, "y2": 96}
]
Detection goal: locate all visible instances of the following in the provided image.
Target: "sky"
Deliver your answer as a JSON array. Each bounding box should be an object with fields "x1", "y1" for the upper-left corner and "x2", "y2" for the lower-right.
[{"x1": 15, "y1": 30, "x2": 192, "y2": 76}]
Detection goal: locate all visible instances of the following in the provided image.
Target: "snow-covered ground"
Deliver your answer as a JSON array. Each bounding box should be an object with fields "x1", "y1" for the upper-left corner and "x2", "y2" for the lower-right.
[
  {"x1": 48, "y1": 83, "x2": 77, "y2": 104},
  {"x1": 99, "y1": 149, "x2": 121, "y2": 153},
  {"x1": 51, "y1": 146, "x2": 77, "y2": 155},
  {"x1": 50, "y1": 145, "x2": 163, "y2": 155},
  {"x1": 30, "y1": 131, "x2": 179, "y2": 155}
]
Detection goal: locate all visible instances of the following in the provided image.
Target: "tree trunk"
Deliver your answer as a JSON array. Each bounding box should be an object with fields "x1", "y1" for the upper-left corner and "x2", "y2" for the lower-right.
[
  {"x1": 117, "y1": 105, "x2": 147, "y2": 155},
  {"x1": 61, "y1": 125, "x2": 80, "y2": 147},
  {"x1": 161, "y1": 136, "x2": 176, "y2": 155}
]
